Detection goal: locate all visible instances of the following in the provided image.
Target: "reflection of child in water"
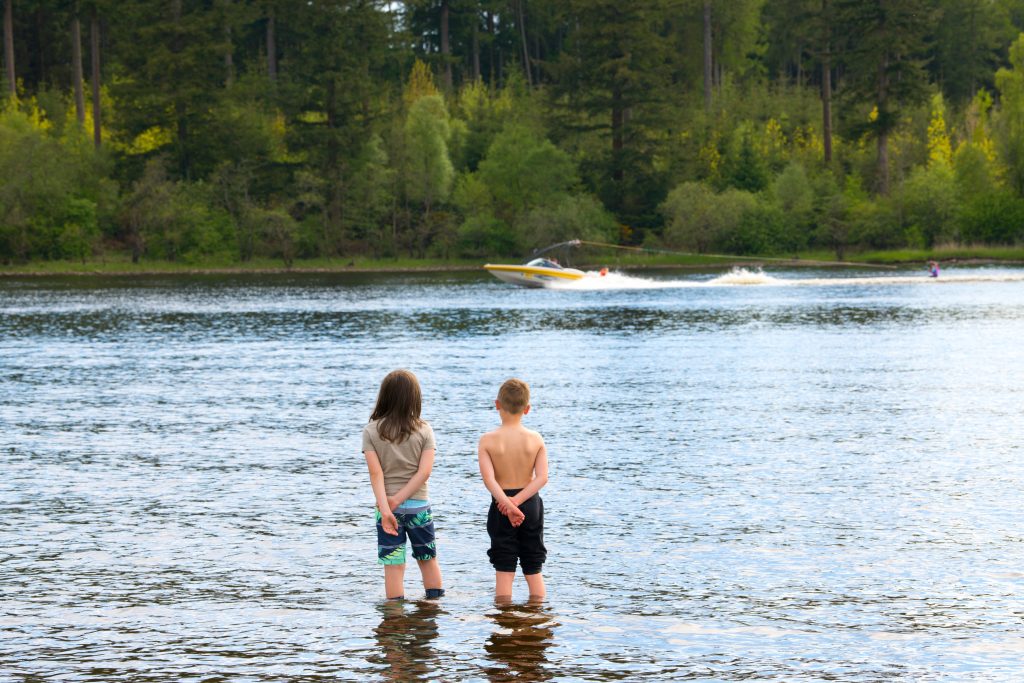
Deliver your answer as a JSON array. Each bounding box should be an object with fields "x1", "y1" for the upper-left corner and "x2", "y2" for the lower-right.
[
  {"x1": 371, "y1": 600, "x2": 442, "y2": 682},
  {"x1": 484, "y1": 599, "x2": 556, "y2": 682},
  {"x1": 928, "y1": 260, "x2": 940, "y2": 277}
]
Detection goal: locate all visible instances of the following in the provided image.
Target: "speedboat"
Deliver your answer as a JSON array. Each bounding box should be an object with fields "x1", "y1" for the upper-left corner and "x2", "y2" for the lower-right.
[{"x1": 483, "y1": 257, "x2": 587, "y2": 288}]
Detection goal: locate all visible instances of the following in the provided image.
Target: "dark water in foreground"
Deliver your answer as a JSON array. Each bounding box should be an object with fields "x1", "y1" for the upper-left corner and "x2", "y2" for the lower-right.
[{"x1": 2, "y1": 266, "x2": 1023, "y2": 682}]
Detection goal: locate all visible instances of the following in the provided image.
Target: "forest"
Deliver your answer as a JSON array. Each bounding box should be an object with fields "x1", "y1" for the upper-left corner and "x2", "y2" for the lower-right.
[{"x1": 4, "y1": 0, "x2": 1024, "y2": 267}]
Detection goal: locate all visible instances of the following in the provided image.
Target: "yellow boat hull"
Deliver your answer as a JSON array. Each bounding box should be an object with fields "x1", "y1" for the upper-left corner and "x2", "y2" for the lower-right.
[{"x1": 484, "y1": 264, "x2": 586, "y2": 288}]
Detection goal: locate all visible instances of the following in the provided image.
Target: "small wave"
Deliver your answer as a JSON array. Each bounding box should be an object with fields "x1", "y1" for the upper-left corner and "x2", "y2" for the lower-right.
[
  {"x1": 706, "y1": 268, "x2": 783, "y2": 286},
  {"x1": 553, "y1": 267, "x2": 788, "y2": 290},
  {"x1": 550, "y1": 267, "x2": 1024, "y2": 291},
  {"x1": 551, "y1": 271, "x2": 696, "y2": 290}
]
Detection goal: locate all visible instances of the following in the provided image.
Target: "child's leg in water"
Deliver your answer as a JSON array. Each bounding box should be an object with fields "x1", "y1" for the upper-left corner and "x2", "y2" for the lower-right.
[
  {"x1": 384, "y1": 564, "x2": 405, "y2": 599},
  {"x1": 524, "y1": 572, "x2": 545, "y2": 599},
  {"x1": 495, "y1": 570, "x2": 515, "y2": 598},
  {"x1": 417, "y1": 558, "x2": 444, "y2": 597}
]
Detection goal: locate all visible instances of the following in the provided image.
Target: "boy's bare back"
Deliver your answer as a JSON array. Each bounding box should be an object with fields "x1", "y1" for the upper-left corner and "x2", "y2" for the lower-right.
[{"x1": 479, "y1": 424, "x2": 545, "y2": 489}]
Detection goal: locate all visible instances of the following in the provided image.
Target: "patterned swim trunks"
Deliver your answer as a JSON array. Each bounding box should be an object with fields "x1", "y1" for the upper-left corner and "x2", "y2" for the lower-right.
[{"x1": 376, "y1": 500, "x2": 437, "y2": 565}]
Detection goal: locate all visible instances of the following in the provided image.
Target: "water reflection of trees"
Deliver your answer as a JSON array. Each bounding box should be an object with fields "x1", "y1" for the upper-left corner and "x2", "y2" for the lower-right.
[
  {"x1": 484, "y1": 599, "x2": 557, "y2": 683},
  {"x1": 369, "y1": 600, "x2": 442, "y2": 682}
]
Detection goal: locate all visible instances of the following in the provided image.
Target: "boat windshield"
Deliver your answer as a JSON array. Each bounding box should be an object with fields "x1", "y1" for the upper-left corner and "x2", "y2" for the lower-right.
[{"x1": 525, "y1": 258, "x2": 562, "y2": 269}]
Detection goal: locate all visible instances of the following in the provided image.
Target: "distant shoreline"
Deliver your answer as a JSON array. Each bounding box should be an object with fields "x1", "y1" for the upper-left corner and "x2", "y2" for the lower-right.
[{"x1": 2, "y1": 254, "x2": 1023, "y2": 278}]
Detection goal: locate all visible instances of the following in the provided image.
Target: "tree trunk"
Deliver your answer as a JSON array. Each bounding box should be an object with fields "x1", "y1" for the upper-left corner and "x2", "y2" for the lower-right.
[
  {"x1": 3, "y1": 0, "x2": 14, "y2": 97},
  {"x1": 71, "y1": 14, "x2": 85, "y2": 125},
  {"x1": 173, "y1": 0, "x2": 186, "y2": 176},
  {"x1": 517, "y1": 0, "x2": 532, "y2": 88},
  {"x1": 876, "y1": 53, "x2": 889, "y2": 195},
  {"x1": 325, "y1": 77, "x2": 342, "y2": 254},
  {"x1": 440, "y1": 0, "x2": 451, "y2": 90},
  {"x1": 222, "y1": 0, "x2": 234, "y2": 87},
  {"x1": 968, "y1": 1, "x2": 977, "y2": 96},
  {"x1": 487, "y1": 12, "x2": 495, "y2": 84},
  {"x1": 90, "y1": 9, "x2": 101, "y2": 147},
  {"x1": 266, "y1": 3, "x2": 277, "y2": 82},
  {"x1": 702, "y1": 0, "x2": 712, "y2": 111},
  {"x1": 611, "y1": 85, "x2": 623, "y2": 184},
  {"x1": 533, "y1": 31, "x2": 540, "y2": 85},
  {"x1": 822, "y1": 49, "x2": 832, "y2": 163},
  {"x1": 471, "y1": 12, "x2": 480, "y2": 81},
  {"x1": 821, "y1": 0, "x2": 832, "y2": 162}
]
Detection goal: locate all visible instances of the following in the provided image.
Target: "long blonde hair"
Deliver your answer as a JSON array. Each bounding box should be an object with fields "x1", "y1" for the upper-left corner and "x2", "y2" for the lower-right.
[{"x1": 370, "y1": 369, "x2": 423, "y2": 443}]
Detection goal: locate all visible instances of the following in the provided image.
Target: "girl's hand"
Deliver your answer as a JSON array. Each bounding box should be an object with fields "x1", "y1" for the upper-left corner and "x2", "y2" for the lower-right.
[
  {"x1": 387, "y1": 496, "x2": 401, "y2": 512},
  {"x1": 379, "y1": 508, "x2": 399, "y2": 536}
]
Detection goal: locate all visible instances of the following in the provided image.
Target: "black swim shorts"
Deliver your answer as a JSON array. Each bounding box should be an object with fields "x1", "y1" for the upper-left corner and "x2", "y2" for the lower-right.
[{"x1": 487, "y1": 489, "x2": 546, "y2": 575}]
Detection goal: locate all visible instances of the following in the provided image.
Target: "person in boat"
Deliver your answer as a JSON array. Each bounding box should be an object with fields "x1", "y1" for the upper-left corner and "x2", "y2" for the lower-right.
[{"x1": 928, "y1": 260, "x2": 940, "y2": 278}]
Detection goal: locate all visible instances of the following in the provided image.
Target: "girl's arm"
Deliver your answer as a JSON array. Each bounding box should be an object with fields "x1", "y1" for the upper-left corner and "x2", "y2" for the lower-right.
[
  {"x1": 509, "y1": 440, "x2": 549, "y2": 507},
  {"x1": 387, "y1": 448, "x2": 435, "y2": 510},
  {"x1": 364, "y1": 451, "x2": 398, "y2": 535}
]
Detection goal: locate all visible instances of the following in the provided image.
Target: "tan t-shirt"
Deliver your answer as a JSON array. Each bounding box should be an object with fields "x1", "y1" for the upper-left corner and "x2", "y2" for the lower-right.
[{"x1": 362, "y1": 419, "x2": 436, "y2": 500}]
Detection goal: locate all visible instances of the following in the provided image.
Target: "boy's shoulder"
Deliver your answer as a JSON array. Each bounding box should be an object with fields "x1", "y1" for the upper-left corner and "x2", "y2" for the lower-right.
[
  {"x1": 478, "y1": 426, "x2": 501, "y2": 444},
  {"x1": 479, "y1": 424, "x2": 545, "y2": 446}
]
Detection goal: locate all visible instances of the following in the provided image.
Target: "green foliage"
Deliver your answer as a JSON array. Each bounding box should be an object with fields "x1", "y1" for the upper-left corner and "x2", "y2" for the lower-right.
[
  {"x1": 456, "y1": 213, "x2": 517, "y2": 258},
  {"x1": 8, "y1": 1, "x2": 1024, "y2": 268},
  {"x1": 344, "y1": 135, "x2": 396, "y2": 253},
  {"x1": 770, "y1": 162, "x2": 814, "y2": 252},
  {"x1": 931, "y1": 0, "x2": 1014, "y2": 105},
  {"x1": 476, "y1": 123, "x2": 577, "y2": 221},
  {"x1": 120, "y1": 159, "x2": 234, "y2": 263},
  {"x1": 454, "y1": 121, "x2": 603, "y2": 256},
  {"x1": 518, "y1": 195, "x2": 618, "y2": 251},
  {"x1": 404, "y1": 95, "x2": 455, "y2": 212},
  {"x1": 721, "y1": 123, "x2": 769, "y2": 192},
  {"x1": 57, "y1": 198, "x2": 100, "y2": 263},
  {"x1": 0, "y1": 108, "x2": 111, "y2": 262},
  {"x1": 725, "y1": 201, "x2": 792, "y2": 255},
  {"x1": 995, "y1": 34, "x2": 1024, "y2": 193},
  {"x1": 953, "y1": 142, "x2": 999, "y2": 200},
  {"x1": 835, "y1": 0, "x2": 934, "y2": 193},
  {"x1": 958, "y1": 190, "x2": 1024, "y2": 243},
  {"x1": 811, "y1": 171, "x2": 853, "y2": 260},
  {"x1": 661, "y1": 182, "x2": 758, "y2": 253},
  {"x1": 849, "y1": 194, "x2": 902, "y2": 250},
  {"x1": 901, "y1": 164, "x2": 958, "y2": 247}
]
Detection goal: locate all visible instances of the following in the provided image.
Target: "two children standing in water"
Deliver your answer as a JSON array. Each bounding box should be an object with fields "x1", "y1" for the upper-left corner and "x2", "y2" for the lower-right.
[{"x1": 361, "y1": 370, "x2": 548, "y2": 602}]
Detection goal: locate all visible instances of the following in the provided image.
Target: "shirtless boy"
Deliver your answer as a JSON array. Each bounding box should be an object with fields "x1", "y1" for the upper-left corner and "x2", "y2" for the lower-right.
[{"x1": 477, "y1": 378, "x2": 550, "y2": 600}]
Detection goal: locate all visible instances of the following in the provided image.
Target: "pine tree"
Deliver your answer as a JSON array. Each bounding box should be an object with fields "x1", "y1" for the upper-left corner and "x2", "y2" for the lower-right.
[
  {"x1": 549, "y1": 0, "x2": 672, "y2": 228},
  {"x1": 834, "y1": 0, "x2": 935, "y2": 194}
]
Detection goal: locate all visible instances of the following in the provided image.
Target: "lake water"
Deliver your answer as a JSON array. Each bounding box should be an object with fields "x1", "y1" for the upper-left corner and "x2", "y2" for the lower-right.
[{"x1": 2, "y1": 266, "x2": 1023, "y2": 682}]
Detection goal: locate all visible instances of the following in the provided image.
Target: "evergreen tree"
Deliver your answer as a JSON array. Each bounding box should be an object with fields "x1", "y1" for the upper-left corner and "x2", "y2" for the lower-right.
[
  {"x1": 931, "y1": 0, "x2": 1013, "y2": 105},
  {"x1": 549, "y1": 0, "x2": 672, "y2": 229},
  {"x1": 835, "y1": 0, "x2": 934, "y2": 194}
]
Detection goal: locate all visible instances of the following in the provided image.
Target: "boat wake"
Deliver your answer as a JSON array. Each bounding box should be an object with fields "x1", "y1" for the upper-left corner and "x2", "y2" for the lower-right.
[{"x1": 550, "y1": 267, "x2": 1024, "y2": 291}]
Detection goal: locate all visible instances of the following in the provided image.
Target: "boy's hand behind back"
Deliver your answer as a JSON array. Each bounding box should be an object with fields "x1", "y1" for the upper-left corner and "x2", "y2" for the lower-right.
[{"x1": 499, "y1": 500, "x2": 525, "y2": 527}]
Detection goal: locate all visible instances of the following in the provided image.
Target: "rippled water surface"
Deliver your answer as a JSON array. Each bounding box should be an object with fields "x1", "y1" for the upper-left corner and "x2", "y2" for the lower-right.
[{"x1": 2, "y1": 266, "x2": 1024, "y2": 682}]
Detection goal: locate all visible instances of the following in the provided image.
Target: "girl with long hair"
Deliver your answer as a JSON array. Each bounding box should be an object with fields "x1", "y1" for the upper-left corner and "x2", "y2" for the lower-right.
[{"x1": 362, "y1": 369, "x2": 444, "y2": 600}]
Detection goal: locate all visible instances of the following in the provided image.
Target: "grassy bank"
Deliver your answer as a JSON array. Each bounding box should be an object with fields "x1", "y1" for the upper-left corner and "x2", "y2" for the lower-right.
[
  {"x1": 0, "y1": 255, "x2": 485, "y2": 276},
  {"x1": 3, "y1": 245, "x2": 1023, "y2": 277}
]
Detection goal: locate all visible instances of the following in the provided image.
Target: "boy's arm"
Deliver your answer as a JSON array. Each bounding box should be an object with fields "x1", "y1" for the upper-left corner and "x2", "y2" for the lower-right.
[
  {"x1": 478, "y1": 438, "x2": 524, "y2": 523},
  {"x1": 364, "y1": 451, "x2": 397, "y2": 535},
  {"x1": 509, "y1": 438, "x2": 549, "y2": 507},
  {"x1": 387, "y1": 448, "x2": 435, "y2": 510}
]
